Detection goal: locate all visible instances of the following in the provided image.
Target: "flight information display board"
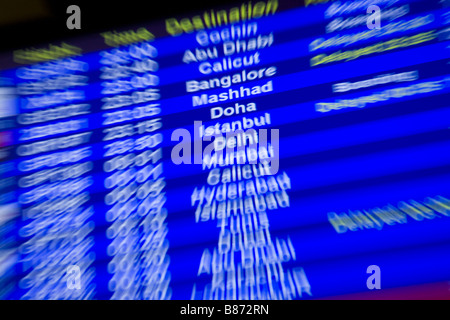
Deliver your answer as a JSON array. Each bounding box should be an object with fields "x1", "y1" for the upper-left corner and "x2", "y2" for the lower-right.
[{"x1": 0, "y1": 0, "x2": 450, "y2": 300}]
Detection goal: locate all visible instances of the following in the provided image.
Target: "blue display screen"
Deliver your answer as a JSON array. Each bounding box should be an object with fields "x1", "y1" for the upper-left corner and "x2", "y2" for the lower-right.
[{"x1": 0, "y1": 0, "x2": 449, "y2": 300}]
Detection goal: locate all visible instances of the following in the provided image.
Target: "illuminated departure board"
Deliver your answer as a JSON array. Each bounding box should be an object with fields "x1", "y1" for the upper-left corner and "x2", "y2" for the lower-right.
[{"x1": 1, "y1": 0, "x2": 450, "y2": 300}]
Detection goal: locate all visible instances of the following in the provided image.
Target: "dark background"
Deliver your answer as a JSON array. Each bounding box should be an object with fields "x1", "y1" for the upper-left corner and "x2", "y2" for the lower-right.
[{"x1": 0, "y1": 0, "x2": 249, "y2": 52}]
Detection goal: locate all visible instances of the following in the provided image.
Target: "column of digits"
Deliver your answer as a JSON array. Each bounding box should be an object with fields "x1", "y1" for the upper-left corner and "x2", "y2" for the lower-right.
[{"x1": 100, "y1": 42, "x2": 171, "y2": 300}]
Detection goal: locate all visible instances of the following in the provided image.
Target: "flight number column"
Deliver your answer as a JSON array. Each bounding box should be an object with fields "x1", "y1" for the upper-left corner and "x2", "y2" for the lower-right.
[{"x1": 14, "y1": 58, "x2": 96, "y2": 300}]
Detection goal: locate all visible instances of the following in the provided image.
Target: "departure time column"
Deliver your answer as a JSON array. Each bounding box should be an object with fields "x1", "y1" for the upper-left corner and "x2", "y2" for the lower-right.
[{"x1": 98, "y1": 40, "x2": 171, "y2": 300}]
